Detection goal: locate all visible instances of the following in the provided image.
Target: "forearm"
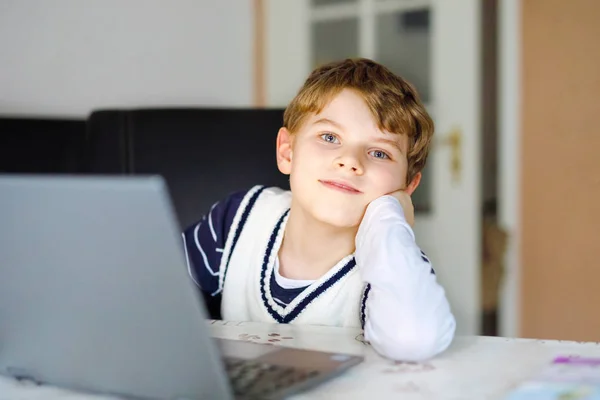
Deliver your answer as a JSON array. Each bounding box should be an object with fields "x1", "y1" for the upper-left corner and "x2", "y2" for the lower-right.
[{"x1": 356, "y1": 196, "x2": 456, "y2": 361}]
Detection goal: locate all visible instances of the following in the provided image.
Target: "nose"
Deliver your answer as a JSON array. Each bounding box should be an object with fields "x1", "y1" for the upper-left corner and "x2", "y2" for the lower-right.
[{"x1": 335, "y1": 152, "x2": 364, "y2": 175}]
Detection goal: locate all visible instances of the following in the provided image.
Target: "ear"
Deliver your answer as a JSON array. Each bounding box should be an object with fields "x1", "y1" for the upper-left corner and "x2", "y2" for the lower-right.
[
  {"x1": 405, "y1": 172, "x2": 422, "y2": 196},
  {"x1": 276, "y1": 127, "x2": 293, "y2": 175}
]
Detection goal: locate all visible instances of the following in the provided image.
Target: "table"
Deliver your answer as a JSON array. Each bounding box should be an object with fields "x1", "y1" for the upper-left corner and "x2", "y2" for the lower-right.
[{"x1": 2, "y1": 320, "x2": 600, "y2": 399}]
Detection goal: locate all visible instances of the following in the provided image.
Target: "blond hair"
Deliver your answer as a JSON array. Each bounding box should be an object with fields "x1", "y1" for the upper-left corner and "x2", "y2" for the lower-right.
[{"x1": 283, "y1": 58, "x2": 434, "y2": 183}]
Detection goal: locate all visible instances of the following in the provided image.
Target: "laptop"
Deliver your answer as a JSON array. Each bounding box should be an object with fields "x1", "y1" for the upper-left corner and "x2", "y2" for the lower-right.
[{"x1": 0, "y1": 175, "x2": 363, "y2": 400}]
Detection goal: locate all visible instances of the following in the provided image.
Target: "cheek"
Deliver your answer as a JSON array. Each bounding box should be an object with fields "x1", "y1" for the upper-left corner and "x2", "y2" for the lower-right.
[
  {"x1": 291, "y1": 142, "x2": 331, "y2": 173},
  {"x1": 367, "y1": 163, "x2": 406, "y2": 193}
]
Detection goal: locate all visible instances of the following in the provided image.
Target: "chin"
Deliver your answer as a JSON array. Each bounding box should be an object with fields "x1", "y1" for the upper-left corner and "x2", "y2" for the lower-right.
[{"x1": 310, "y1": 204, "x2": 364, "y2": 229}]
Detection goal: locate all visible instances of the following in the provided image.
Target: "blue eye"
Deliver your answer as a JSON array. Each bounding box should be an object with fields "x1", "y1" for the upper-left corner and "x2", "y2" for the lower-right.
[
  {"x1": 369, "y1": 150, "x2": 390, "y2": 159},
  {"x1": 320, "y1": 133, "x2": 340, "y2": 144}
]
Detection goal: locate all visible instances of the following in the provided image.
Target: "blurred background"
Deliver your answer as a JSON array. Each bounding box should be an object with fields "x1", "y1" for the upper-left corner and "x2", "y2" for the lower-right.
[{"x1": 1, "y1": 0, "x2": 599, "y2": 341}]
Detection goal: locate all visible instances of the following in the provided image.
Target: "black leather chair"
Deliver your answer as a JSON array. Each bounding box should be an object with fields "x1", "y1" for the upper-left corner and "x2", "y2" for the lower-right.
[
  {"x1": 0, "y1": 117, "x2": 86, "y2": 174},
  {"x1": 85, "y1": 108, "x2": 290, "y2": 230}
]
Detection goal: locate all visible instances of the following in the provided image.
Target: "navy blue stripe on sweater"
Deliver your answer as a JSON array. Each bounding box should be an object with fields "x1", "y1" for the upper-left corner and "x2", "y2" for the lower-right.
[
  {"x1": 360, "y1": 284, "x2": 371, "y2": 329},
  {"x1": 220, "y1": 186, "x2": 266, "y2": 292},
  {"x1": 420, "y1": 250, "x2": 436, "y2": 275}
]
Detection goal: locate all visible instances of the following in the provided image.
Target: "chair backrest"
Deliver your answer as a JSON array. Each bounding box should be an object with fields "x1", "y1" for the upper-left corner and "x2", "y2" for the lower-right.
[
  {"x1": 86, "y1": 108, "x2": 290, "y2": 229},
  {"x1": 0, "y1": 117, "x2": 86, "y2": 174}
]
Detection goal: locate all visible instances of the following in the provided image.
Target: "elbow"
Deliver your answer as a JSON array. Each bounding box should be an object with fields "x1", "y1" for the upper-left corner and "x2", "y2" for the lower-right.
[
  {"x1": 368, "y1": 317, "x2": 456, "y2": 362},
  {"x1": 371, "y1": 335, "x2": 439, "y2": 362}
]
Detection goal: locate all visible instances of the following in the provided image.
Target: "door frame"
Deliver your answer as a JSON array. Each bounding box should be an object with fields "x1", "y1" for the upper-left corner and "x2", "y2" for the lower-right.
[{"x1": 498, "y1": 0, "x2": 521, "y2": 338}]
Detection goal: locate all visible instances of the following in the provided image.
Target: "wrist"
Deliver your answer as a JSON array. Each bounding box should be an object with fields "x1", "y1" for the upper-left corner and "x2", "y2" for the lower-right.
[
  {"x1": 366, "y1": 195, "x2": 407, "y2": 221},
  {"x1": 356, "y1": 195, "x2": 410, "y2": 247}
]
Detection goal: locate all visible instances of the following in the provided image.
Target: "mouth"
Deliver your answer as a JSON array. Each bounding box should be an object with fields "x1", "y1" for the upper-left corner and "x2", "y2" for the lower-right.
[{"x1": 319, "y1": 180, "x2": 362, "y2": 194}]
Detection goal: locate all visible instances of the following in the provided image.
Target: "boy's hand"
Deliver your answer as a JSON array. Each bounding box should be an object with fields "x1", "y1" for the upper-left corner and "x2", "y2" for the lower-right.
[{"x1": 389, "y1": 190, "x2": 415, "y2": 227}]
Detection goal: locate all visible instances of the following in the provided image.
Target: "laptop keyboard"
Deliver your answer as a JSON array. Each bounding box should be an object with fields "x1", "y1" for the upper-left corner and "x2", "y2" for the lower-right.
[{"x1": 224, "y1": 358, "x2": 321, "y2": 399}]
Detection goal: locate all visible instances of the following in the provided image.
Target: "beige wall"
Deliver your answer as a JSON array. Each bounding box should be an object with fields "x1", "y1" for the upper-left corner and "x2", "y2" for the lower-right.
[{"x1": 521, "y1": 0, "x2": 600, "y2": 341}]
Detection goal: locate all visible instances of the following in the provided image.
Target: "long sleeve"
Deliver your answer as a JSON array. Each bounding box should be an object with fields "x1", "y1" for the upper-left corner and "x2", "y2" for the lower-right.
[
  {"x1": 355, "y1": 195, "x2": 456, "y2": 361},
  {"x1": 181, "y1": 189, "x2": 246, "y2": 318}
]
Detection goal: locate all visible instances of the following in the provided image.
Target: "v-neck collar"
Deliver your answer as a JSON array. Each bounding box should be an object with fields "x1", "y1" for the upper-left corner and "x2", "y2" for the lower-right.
[{"x1": 259, "y1": 209, "x2": 357, "y2": 323}]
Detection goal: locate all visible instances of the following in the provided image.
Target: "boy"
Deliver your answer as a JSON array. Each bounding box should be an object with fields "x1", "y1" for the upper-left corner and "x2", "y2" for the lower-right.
[{"x1": 182, "y1": 58, "x2": 456, "y2": 361}]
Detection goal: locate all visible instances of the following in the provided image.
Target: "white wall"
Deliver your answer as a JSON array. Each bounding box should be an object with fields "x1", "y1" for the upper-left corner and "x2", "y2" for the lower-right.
[
  {"x1": 0, "y1": 0, "x2": 253, "y2": 118},
  {"x1": 265, "y1": 0, "x2": 310, "y2": 107}
]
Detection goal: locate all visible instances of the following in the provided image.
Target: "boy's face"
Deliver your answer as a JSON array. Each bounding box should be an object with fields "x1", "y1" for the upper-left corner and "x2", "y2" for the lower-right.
[{"x1": 277, "y1": 89, "x2": 421, "y2": 228}]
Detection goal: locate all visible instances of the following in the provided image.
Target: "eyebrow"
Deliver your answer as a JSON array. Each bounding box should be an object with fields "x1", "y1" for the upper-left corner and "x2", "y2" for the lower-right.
[
  {"x1": 313, "y1": 118, "x2": 345, "y2": 131},
  {"x1": 371, "y1": 137, "x2": 404, "y2": 153}
]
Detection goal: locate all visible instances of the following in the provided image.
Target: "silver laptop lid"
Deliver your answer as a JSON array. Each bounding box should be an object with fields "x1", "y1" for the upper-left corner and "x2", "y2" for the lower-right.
[{"x1": 0, "y1": 175, "x2": 233, "y2": 400}]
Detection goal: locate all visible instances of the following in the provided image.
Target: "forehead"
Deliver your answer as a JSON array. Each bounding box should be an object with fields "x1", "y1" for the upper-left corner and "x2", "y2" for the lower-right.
[{"x1": 310, "y1": 89, "x2": 379, "y2": 131}]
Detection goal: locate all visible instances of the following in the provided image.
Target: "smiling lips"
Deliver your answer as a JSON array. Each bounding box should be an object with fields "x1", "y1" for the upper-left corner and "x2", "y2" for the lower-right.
[{"x1": 319, "y1": 180, "x2": 362, "y2": 194}]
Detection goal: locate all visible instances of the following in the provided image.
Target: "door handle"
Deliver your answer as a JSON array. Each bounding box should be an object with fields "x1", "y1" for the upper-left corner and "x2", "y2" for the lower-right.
[{"x1": 440, "y1": 127, "x2": 462, "y2": 184}]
